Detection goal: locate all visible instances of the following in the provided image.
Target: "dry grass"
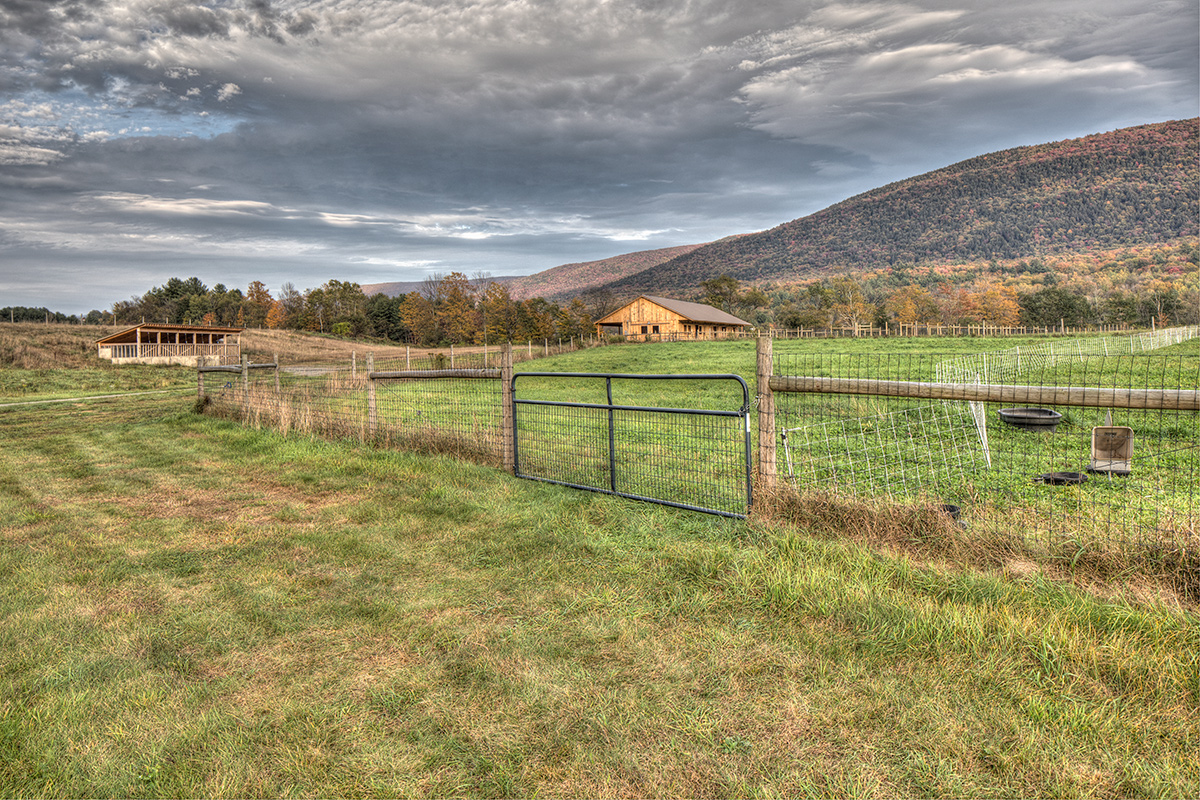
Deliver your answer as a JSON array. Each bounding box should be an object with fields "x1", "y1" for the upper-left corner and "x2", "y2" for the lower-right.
[
  {"x1": 0, "y1": 322, "x2": 122, "y2": 369},
  {"x1": 759, "y1": 485, "x2": 1200, "y2": 609}
]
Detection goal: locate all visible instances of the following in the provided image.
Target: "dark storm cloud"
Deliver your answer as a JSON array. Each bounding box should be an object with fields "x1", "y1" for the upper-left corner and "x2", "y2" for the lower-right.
[{"x1": 0, "y1": 0, "x2": 1196, "y2": 311}]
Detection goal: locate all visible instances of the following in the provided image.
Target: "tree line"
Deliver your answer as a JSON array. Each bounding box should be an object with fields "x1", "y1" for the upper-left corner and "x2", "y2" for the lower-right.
[
  {"x1": 49, "y1": 273, "x2": 596, "y2": 346},
  {"x1": 9, "y1": 240, "x2": 1195, "y2": 341}
]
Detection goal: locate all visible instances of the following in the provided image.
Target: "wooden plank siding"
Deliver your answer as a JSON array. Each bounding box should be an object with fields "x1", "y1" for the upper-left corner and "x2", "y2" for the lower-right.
[{"x1": 594, "y1": 296, "x2": 751, "y2": 341}]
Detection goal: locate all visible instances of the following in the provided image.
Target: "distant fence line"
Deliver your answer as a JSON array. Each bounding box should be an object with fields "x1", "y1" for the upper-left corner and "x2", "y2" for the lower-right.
[{"x1": 623, "y1": 321, "x2": 1167, "y2": 343}]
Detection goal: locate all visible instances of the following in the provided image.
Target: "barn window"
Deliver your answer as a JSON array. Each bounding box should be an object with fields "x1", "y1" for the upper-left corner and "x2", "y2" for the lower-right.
[
  {"x1": 641, "y1": 326, "x2": 648, "y2": 334},
  {"x1": 652, "y1": 325, "x2": 659, "y2": 334}
]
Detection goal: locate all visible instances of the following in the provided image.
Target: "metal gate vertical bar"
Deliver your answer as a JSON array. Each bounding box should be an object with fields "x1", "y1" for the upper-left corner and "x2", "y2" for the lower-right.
[
  {"x1": 606, "y1": 376, "x2": 616, "y2": 493},
  {"x1": 743, "y1": 404, "x2": 753, "y2": 513}
]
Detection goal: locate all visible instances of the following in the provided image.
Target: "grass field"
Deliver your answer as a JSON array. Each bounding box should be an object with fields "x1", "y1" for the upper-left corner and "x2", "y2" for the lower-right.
[
  {"x1": 0, "y1": 376, "x2": 1198, "y2": 796},
  {"x1": 2, "y1": 325, "x2": 1198, "y2": 797}
]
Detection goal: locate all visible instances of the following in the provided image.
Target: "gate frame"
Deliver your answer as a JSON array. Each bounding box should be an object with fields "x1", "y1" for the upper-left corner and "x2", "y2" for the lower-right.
[{"x1": 510, "y1": 372, "x2": 754, "y2": 519}]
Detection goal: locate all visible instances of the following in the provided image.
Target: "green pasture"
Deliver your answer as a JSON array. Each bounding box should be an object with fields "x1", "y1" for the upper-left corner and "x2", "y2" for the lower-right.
[
  {"x1": 0, "y1": 391, "x2": 1197, "y2": 798},
  {"x1": 0, "y1": 364, "x2": 191, "y2": 403}
]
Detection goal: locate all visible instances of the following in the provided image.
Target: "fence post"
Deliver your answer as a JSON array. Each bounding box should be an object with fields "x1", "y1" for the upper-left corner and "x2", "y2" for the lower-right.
[
  {"x1": 241, "y1": 353, "x2": 249, "y2": 419},
  {"x1": 197, "y1": 367, "x2": 204, "y2": 400},
  {"x1": 501, "y1": 342, "x2": 514, "y2": 474},
  {"x1": 273, "y1": 352, "x2": 280, "y2": 393},
  {"x1": 352, "y1": 351, "x2": 357, "y2": 380},
  {"x1": 756, "y1": 335, "x2": 776, "y2": 497},
  {"x1": 367, "y1": 352, "x2": 377, "y2": 439}
]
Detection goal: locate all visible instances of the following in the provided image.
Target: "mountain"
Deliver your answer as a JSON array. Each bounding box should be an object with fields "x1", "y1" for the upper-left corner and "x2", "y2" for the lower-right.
[
  {"x1": 360, "y1": 277, "x2": 517, "y2": 298},
  {"x1": 602, "y1": 119, "x2": 1198, "y2": 297},
  {"x1": 359, "y1": 244, "x2": 703, "y2": 300},
  {"x1": 502, "y1": 244, "x2": 706, "y2": 300}
]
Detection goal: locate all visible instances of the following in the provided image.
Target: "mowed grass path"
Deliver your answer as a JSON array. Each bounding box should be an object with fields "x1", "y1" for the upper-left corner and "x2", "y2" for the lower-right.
[{"x1": 0, "y1": 393, "x2": 1197, "y2": 798}]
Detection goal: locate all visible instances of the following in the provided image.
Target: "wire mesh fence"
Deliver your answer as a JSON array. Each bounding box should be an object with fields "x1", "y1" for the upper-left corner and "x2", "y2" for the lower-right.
[
  {"x1": 203, "y1": 358, "x2": 506, "y2": 467},
  {"x1": 773, "y1": 348, "x2": 1199, "y2": 551},
  {"x1": 202, "y1": 331, "x2": 1198, "y2": 549}
]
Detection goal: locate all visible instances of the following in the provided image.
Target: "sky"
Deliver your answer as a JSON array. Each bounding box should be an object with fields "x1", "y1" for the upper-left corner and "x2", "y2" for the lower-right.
[{"x1": 1, "y1": 0, "x2": 1197, "y2": 314}]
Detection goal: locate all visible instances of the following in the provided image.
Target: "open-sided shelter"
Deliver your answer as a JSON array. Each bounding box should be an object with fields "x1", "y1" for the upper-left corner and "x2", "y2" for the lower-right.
[
  {"x1": 96, "y1": 323, "x2": 242, "y2": 366},
  {"x1": 595, "y1": 295, "x2": 751, "y2": 340}
]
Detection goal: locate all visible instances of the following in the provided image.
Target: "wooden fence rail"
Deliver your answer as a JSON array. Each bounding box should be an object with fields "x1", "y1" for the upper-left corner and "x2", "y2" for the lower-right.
[{"x1": 766, "y1": 376, "x2": 1200, "y2": 412}]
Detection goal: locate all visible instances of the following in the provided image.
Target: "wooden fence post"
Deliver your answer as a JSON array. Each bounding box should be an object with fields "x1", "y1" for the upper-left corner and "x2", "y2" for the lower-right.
[
  {"x1": 367, "y1": 352, "x2": 377, "y2": 439},
  {"x1": 501, "y1": 342, "x2": 515, "y2": 474},
  {"x1": 756, "y1": 335, "x2": 776, "y2": 497},
  {"x1": 241, "y1": 353, "x2": 249, "y2": 419}
]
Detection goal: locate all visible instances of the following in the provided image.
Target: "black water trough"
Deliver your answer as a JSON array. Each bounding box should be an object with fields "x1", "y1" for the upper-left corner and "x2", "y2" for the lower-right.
[
  {"x1": 998, "y1": 407, "x2": 1063, "y2": 432},
  {"x1": 1035, "y1": 471, "x2": 1088, "y2": 486}
]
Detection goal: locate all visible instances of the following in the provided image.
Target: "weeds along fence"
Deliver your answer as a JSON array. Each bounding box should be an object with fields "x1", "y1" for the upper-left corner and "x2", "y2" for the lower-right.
[
  {"x1": 200, "y1": 355, "x2": 506, "y2": 467},
  {"x1": 762, "y1": 334, "x2": 1199, "y2": 556}
]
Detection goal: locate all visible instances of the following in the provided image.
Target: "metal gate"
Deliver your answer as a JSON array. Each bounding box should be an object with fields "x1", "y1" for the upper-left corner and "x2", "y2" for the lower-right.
[{"x1": 511, "y1": 372, "x2": 753, "y2": 518}]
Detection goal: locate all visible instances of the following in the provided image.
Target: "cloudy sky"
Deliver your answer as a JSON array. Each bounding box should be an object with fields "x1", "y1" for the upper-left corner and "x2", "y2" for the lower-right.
[{"x1": 1, "y1": 0, "x2": 1197, "y2": 313}]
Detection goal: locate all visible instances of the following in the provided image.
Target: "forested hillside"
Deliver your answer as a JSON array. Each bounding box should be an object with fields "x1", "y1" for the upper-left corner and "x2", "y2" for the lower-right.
[{"x1": 608, "y1": 119, "x2": 1198, "y2": 295}]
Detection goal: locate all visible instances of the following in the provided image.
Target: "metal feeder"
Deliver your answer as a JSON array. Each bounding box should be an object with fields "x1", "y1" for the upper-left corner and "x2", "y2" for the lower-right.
[
  {"x1": 1034, "y1": 471, "x2": 1088, "y2": 486},
  {"x1": 998, "y1": 407, "x2": 1063, "y2": 432}
]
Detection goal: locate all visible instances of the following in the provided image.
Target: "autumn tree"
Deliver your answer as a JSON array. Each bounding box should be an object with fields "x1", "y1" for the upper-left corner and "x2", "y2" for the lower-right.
[
  {"x1": 884, "y1": 285, "x2": 940, "y2": 325},
  {"x1": 700, "y1": 274, "x2": 769, "y2": 320},
  {"x1": 829, "y1": 278, "x2": 875, "y2": 330},
  {"x1": 479, "y1": 282, "x2": 519, "y2": 343},
  {"x1": 276, "y1": 283, "x2": 305, "y2": 329},
  {"x1": 580, "y1": 286, "x2": 618, "y2": 321},
  {"x1": 972, "y1": 283, "x2": 1021, "y2": 327},
  {"x1": 400, "y1": 291, "x2": 439, "y2": 346},
  {"x1": 241, "y1": 280, "x2": 273, "y2": 328},
  {"x1": 556, "y1": 298, "x2": 592, "y2": 340},
  {"x1": 265, "y1": 300, "x2": 286, "y2": 330},
  {"x1": 435, "y1": 272, "x2": 480, "y2": 344}
]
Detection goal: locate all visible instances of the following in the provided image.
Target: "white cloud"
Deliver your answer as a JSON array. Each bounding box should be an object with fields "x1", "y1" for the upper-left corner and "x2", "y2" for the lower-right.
[
  {"x1": 0, "y1": 142, "x2": 65, "y2": 166},
  {"x1": 216, "y1": 83, "x2": 242, "y2": 102}
]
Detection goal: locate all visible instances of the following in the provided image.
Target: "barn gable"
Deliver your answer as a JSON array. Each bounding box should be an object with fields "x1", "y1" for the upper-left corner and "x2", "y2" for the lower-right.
[{"x1": 595, "y1": 296, "x2": 751, "y2": 340}]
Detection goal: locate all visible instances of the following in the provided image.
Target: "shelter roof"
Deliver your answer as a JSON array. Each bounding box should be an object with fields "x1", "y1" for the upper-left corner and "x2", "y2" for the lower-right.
[{"x1": 95, "y1": 323, "x2": 243, "y2": 345}]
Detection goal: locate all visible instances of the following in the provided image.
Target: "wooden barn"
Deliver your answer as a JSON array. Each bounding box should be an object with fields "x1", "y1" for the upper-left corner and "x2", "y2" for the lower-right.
[
  {"x1": 595, "y1": 296, "x2": 752, "y2": 340},
  {"x1": 96, "y1": 324, "x2": 243, "y2": 366}
]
